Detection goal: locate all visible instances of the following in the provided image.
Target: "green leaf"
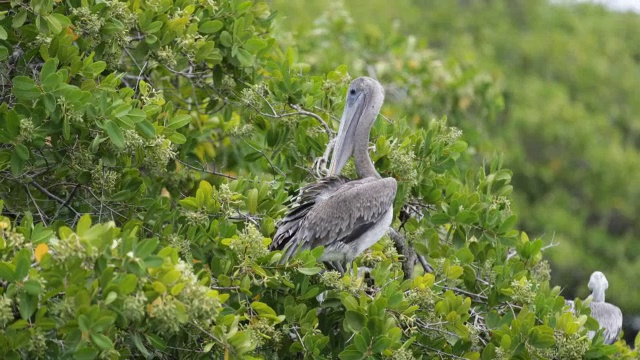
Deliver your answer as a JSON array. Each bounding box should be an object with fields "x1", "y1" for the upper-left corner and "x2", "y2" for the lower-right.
[
  {"x1": 430, "y1": 213, "x2": 450, "y2": 225},
  {"x1": 338, "y1": 347, "x2": 365, "y2": 360},
  {"x1": 24, "y1": 279, "x2": 42, "y2": 295},
  {"x1": 456, "y1": 210, "x2": 478, "y2": 224},
  {"x1": 73, "y1": 347, "x2": 99, "y2": 360},
  {"x1": 44, "y1": 14, "x2": 62, "y2": 34},
  {"x1": 86, "y1": 61, "x2": 107, "y2": 77},
  {"x1": 445, "y1": 265, "x2": 464, "y2": 279},
  {"x1": 244, "y1": 38, "x2": 267, "y2": 53},
  {"x1": 14, "y1": 251, "x2": 30, "y2": 280},
  {"x1": 144, "y1": 21, "x2": 163, "y2": 34},
  {"x1": 76, "y1": 214, "x2": 92, "y2": 235},
  {"x1": 144, "y1": 256, "x2": 164, "y2": 268},
  {"x1": 14, "y1": 144, "x2": 29, "y2": 161},
  {"x1": 0, "y1": 26, "x2": 6, "y2": 40},
  {"x1": 145, "y1": 333, "x2": 167, "y2": 350},
  {"x1": 168, "y1": 114, "x2": 192, "y2": 129},
  {"x1": 345, "y1": 310, "x2": 366, "y2": 332},
  {"x1": 104, "y1": 120, "x2": 125, "y2": 149},
  {"x1": 251, "y1": 301, "x2": 277, "y2": 317},
  {"x1": 136, "y1": 120, "x2": 156, "y2": 138},
  {"x1": 372, "y1": 336, "x2": 392, "y2": 353},
  {"x1": 43, "y1": 93, "x2": 57, "y2": 113},
  {"x1": 43, "y1": 73, "x2": 62, "y2": 92},
  {"x1": 166, "y1": 131, "x2": 186, "y2": 144},
  {"x1": 63, "y1": 118, "x2": 71, "y2": 140},
  {"x1": 91, "y1": 333, "x2": 114, "y2": 350},
  {"x1": 161, "y1": 270, "x2": 181, "y2": 284},
  {"x1": 247, "y1": 188, "x2": 258, "y2": 214},
  {"x1": 0, "y1": 262, "x2": 16, "y2": 281},
  {"x1": 93, "y1": 316, "x2": 115, "y2": 332},
  {"x1": 40, "y1": 58, "x2": 59, "y2": 82},
  {"x1": 235, "y1": 47, "x2": 254, "y2": 67},
  {"x1": 19, "y1": 292, "x2": 37, "y2": 319},
  {"x1": 297, "y1": 267, "x2": 322, "y2": 275},
  {"x1": 220, "y1": 30, "x2": 232, "y2": 47},
  {"x1": 9, "y1": 319, "x2": 30, "y2": 330},
  {"x1": 10, "y1": 150, "x2": 25, "y2": 177},
  {"x1": 136, "y1": 238, "x2": 159, "y2": 258},
  {"x1": 12, "y1": 10, "x2": 28, "y2": 28},
  {"x1": 199, "y1": 20, "x2": 224, "y2": 34},
  {"x1": 528, "y1": 325, "x2": 555, "y2": 348},
  {"x1": 104, "y1": 291, "x2": 118, "y2": 305},
  {"x1": 78, "y1": 314, "x2": 91, "y2": 333},
  {"x1": 0, "y1": 46, "x2": 7, "y2": 61},
  {"x1": 133, "y1": 333, "x2": 150, "y2": 357},
  {"x1": 498, "y1": 214, "x2": 518, "y2": 233},
  {"x1": 12, "y1": 76, "x2": 40, "y2": 100},
  {"x1": 120, "y1": 274, "x2": 139, "y2": 295}
]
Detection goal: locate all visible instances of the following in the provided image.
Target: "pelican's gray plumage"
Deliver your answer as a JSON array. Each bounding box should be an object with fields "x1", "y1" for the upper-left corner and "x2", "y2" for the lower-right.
[
  {"x1": 270, "y1": 77, "x2": 397, "y2": 270},
  {"x1": 586, "y1": 271, "x2": 622, "y2": 344}
]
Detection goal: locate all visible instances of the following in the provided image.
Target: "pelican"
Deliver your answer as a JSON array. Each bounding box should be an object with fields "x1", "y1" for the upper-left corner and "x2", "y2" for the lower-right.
[
  {"x1": 586, "y1": 271, "x2": 622, "y2": 344},
  {"x1": 270, "y1": 77, "x2": 397, "y2": 272},
  {"x1": 566, "y1": 271, "x2": 623, "y2": 344}
]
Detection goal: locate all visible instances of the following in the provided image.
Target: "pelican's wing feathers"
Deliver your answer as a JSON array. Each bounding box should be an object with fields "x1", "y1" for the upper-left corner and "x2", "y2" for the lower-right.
[
  {"x1": 271, "y1": 176, "x2": 397, "y2": 261},
  {"x1": 304, "y1": 177, "x2": 397, "y2": 249},
  {"x1": 589, "y1": 302, "x2": 623, "y2": 344},
  {"x1": 270, "y1": 176, "x2": 350, "y2": 251}
]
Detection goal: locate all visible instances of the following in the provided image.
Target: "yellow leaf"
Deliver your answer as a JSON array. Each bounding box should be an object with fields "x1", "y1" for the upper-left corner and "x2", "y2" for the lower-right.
[{"x1": 35, "y1": 243, "x2": 49, "y2": 262}]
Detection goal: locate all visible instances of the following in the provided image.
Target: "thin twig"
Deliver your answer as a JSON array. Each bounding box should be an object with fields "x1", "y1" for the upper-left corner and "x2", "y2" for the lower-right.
[
  {"x1": 23, "y1": 184, "x2": 48, "y2": 226},
  {"x1": 443, "y1": 286, "x2": 488, "y2": 301},
  {"x1": 242, "y1": 140, "x2": 285, "y2": 179},
  {"x1": 29, "y1": 180, "x2": 79, "y2": 216},
  {"x1": 289, "y1": 104, "x2": 334, "y2": 138},
  {"x1": 176, "y1": 159, "x2": 237, "y2": 179}
]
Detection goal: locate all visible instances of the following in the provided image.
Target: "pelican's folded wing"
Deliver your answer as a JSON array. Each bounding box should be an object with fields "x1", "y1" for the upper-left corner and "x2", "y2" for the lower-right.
[
  {"x1": 590, "y1": 302, "x2": 623, "y2": 345},
  {"x1": 270, "y1": 176, "x2": 349, "y2": 252},
  {"x1": 305, "y1": 177, "x2": 397, "y2": 249},
  {"x1": 271, "y1": 176, "x2": 397, "y2": 262}
]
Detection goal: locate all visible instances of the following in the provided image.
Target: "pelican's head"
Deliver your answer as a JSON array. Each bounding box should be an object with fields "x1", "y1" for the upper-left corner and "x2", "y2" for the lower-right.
[
  {"x1": 328, "y1": 77, "x2": 385, "y2": 176},
  {"x1": 588, "y1": 271, "x2": 609, "y2": 292}
]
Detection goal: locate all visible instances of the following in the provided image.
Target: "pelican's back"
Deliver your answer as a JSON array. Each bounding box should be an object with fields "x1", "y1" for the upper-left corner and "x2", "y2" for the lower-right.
[{"x1": 588, "y1": 301, "x2": 623, "y2": 344}]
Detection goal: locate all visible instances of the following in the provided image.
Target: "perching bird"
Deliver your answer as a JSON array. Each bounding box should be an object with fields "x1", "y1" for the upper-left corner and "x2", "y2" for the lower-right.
[
  {"x1": 586, "y1": 271, "x2": 623, "y2": 344},
  {"x1": 566, "y1": 271, "x2": 623, "y2": 345},
  {"x1": 270, "y1": 77, "x2": 397, "y2": 273}
]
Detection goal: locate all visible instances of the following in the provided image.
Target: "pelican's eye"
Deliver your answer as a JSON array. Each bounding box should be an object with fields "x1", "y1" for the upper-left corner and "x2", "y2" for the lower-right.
[{"x1": 349, "y1": 88, "x2": 357, "y2": 96}]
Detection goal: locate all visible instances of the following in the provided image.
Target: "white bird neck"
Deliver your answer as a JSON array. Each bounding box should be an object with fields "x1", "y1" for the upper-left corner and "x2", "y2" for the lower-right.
[{"x1": 591, "y1": 288, "x2": 606, "y2": 302}]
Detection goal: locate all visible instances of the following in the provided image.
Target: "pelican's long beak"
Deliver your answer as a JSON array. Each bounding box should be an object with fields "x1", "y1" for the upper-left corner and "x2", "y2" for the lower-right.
[{"x1": 328, "y1": 93, "x2": 365, "y2": 176}]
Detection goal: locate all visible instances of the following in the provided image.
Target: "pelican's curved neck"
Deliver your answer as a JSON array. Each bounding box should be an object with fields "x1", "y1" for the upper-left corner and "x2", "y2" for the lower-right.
[
  {"x1": 591, "y1": 288, "x2": 605, "y2": 302},
  {"x1": 354, "y1": 114, "x2": 380, "y2": 179}
]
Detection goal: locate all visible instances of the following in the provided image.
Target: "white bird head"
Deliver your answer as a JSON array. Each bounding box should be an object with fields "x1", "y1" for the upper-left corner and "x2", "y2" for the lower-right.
[{"x1": 588, "y1": 271, "x2": 609, "y2": 292}]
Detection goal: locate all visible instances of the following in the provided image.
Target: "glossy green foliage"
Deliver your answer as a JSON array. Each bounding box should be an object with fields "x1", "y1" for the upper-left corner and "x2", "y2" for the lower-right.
[{"x1": 0, "y1": 0, "x2": 637, "y2": 358}]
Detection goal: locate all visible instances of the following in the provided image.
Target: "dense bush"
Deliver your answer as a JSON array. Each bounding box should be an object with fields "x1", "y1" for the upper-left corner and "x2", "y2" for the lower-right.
[{"x1": 0, "y1": 0, "x2": 637, "y2": 358}]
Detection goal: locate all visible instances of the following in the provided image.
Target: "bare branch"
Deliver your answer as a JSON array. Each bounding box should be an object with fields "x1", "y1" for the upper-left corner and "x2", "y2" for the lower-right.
[
  {"x1": 289, "y1": 104, "x2": 334, "y2": 139},
  {"x1": 176, "y1": 159, "x2": 237, "y2": 180},
  {"x1": 388, "y1": 228, "x2": 418, "y2": 279},
  {"x1": 29, "y1": 180, "x2": 79, "y2": 216}
]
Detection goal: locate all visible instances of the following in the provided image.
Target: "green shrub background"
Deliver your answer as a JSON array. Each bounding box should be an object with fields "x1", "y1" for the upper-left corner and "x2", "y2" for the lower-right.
[{"x1": 0, "y1": 0, "x2": 638, "y2": 358}]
